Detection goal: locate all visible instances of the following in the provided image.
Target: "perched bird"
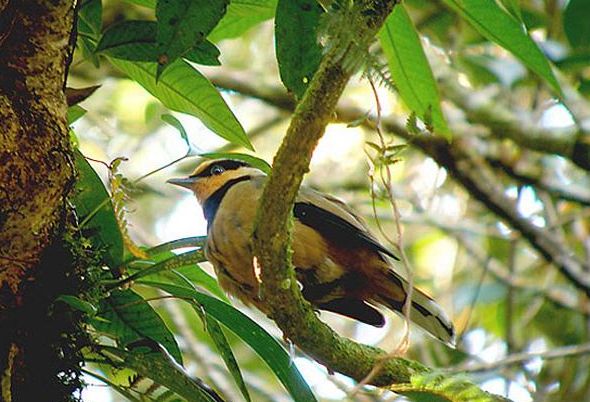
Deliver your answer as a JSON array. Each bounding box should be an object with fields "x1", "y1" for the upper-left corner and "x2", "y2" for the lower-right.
[{"x1": 168, "y1": 159, "x2": 455, "y2": 346}]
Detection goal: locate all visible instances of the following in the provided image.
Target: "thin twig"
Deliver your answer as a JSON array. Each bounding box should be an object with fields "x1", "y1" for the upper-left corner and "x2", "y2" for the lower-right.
[{"x1": 454, "y1": 342, "x2": 590, "y2": 373}]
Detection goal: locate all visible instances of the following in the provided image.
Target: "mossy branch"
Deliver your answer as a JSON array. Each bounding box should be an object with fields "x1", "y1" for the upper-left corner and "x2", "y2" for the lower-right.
[
  {"x1": 251, "y1": 0, "x2": 418, "y2": 385},
  {"x1": 250, "y1": 2, "x2": 509, "y2": 400},
  {"x1": 252, "y1": 0, "x2": 426, "y2": 388}
]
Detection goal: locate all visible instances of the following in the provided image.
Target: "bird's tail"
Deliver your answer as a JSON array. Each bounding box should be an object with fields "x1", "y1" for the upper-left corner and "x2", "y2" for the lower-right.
[{"x1": 373, "y1": 270, "x2": 456, "y2": 347}]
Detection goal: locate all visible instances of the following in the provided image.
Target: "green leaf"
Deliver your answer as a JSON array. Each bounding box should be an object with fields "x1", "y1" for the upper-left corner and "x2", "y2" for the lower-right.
[
  {"x1": 200, "y1": 313, "x2": 251, "y2": 402},
  {"x1": 146, "y1": 236, "x2": 207, "y2": 255},
  {"x1": 275, "y1": 0, "x2": 323, "y2": 99},
  {"x1": 77, "y1": 0, "x2": 102, "y2": 65},
  {"x1": 144, "y1": 282, "x2": 317, "y2": 402},
  {"x1": 122, "y1": 0, "x2": 156, "y2": 7},
  {"x1": 396, "y1": 372, "x2": 502, "y2": 402},
  {"x1": 442, "y1": 0, "x2": 561, "y2": 95},
  {"x1": 67, "y1": 105, "x2": 87, "y2": 124},
  {"x1": 98, "y1": 345, "x2": 221, "y2": 401},
  {"x1": 564, "y1": 0, "x2": 590, "y2": 50},
  {"x1": 380, "y1": 5, "x2": 449, "y2": 137},
  {"x1": 92, "y1": 289, "x2": 183, "y2": 365},
  {"x1": 78, "y1": 0, "x2": 102, "y2": 40},
  {"x1": 200, "y1": 152, "x2": 272, "y2": 174},
  {"x1": 155, "y1": 0, "x2": 228, "y2": 76},
  {"x1": 184, "y1": 40, "x2": 222, "y2": 66},
  {"x1": 209, "y1": 0, "x2": 277, "y2": 42},
  {"x1": 161, "y1": 113, "x2": 190, "y2": 147},
  {"x1": 108, "y1": 57, "x2": 253, "y2": 150},
  {"x1": 96, "y1": 20, "x2": 159, "y2": 62},
  {"x1": 499, "y1": 0, "x2": 522, "y2": 21},
  {"x1": 72, "y1": 150, "x2": 124, "y2": 267},
  {"x1": 117, "y1": 250, "x2": 227, "y2": 299},
  {"x1": 97, "y1": 20, "x2": 221, "y2": 66},
  {"x1": 55, "y1": 295, "x2": 98, "y2": 315}
]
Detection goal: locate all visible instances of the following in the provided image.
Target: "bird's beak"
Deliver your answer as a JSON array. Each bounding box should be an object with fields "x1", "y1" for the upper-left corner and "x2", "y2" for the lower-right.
[{"x1": 167, "y1": 177, "x2": 196, "y2": 189}]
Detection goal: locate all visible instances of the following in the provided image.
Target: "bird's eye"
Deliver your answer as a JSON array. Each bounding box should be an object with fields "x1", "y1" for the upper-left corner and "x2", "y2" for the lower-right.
[{"x1": 210, "y1": 165, "x2": 225, "y2": 176}]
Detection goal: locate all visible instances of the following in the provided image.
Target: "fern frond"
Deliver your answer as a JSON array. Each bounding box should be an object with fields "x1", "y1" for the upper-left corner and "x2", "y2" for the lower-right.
[
  {"x1": 109, "y1": 159, "x2": 149, "y2": 260},
  {"x1": 363, "y1": 55, "x2": 396, "y2": 93}
]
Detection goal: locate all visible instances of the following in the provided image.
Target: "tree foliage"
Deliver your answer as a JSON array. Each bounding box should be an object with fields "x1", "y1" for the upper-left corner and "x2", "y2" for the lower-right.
[{"x1": 2, "y1": 0, "x2": 590, "y2": 401}]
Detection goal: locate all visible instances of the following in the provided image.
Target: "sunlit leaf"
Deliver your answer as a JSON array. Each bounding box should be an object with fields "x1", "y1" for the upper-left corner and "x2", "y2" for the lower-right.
[
  {"x1": 108, "y1": 57, "x2": 253, "y2": 150},
  {"x1": 209, "y1": 0, "x2": 277, "y2": 42},
  {"x1": 122, "y1": 0, "x2": 155, "y2": 8},
  {"x1": 380, "y1": 5, "x2": 449, "y2": 137},
  {"x1": 442, "y1": 0, "x2": 561, "y2": 94},
  {"x1": 200, "y1": 312, "x2": 251, "y2": 402},
  {"x1": 96, "y1": 20, "x2": 159, "y2": 61},
  {"x1": 144, "y1": 282, "x2": 318, "y2": 402},
  {"x1": 161, "y1": 113, "x2": 190, "y2": 147},
  {"x1": 67, "y1": 105, "x2": 87, "y2": 124},
  {"x1": 499, "y1": 0, "x2": 522, "y2": 21}
]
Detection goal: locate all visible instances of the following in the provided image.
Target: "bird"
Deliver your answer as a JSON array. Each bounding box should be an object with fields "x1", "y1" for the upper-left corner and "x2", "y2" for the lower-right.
[{"x1": 168, "y1": 158, "x2": 455, "y2": 346}]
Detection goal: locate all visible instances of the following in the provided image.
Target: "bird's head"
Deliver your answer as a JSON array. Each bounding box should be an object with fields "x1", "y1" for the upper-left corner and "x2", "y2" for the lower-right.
[{"x1": 167, "y1": 159, "x2": 265, "y2": 204}]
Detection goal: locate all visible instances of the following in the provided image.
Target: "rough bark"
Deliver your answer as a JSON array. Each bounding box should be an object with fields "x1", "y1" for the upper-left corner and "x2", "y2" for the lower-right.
[{"x1": 0, "y1": 1, "x2": 77, "y2": 400}]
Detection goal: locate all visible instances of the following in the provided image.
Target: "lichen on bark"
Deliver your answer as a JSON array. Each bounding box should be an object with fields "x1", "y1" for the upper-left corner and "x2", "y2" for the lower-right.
[{"x1": 0, "y1": 2, "x2": 86, "y2": 401}]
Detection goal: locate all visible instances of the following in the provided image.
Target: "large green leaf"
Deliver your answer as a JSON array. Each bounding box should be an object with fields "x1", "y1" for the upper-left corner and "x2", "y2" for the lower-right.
[
  {"x1": 77, "y1": 0, "x2": 102, "y2": 65},
  {"x1": 380, "y1": 5, "x2": 449, "y2": 137},
  {"x1": 72, "y1": 151, "x2": 124, "y2": 267},
  {"x1": 202, "y1": 313, "x2": 252, "y2": 402},
  {"x1": 97, "y1": 20, "x2": 221, "y2": 65},
  {"x1": 563, "y1": 0, "x2": 590, "y2": 50},
  {"x1": 92, "y1": 288, "x2": 183, "y2": 365},
  {"x1": 97, "y1": 345, "x2": 221, "y2": 401},
  {"x1": 144, "y1": 281, "x2": 318, "y2": 402},
  {"x1": 275, "y1": 0, "x2": 323, "y2": 99},
  {"x1": 96, "y1": 20, "x2": 159, "y2": 62},
  {"x1": 108, "y1": 57, "x2": 253, "y2": 150},
  {"x1": 119, "y1": 0, "x2": 277, "y2": 43},
  {"x1": 209, "y1": 0, "x2": 277, "y2": 42},
  {"x1": 442, "y1": 0, "x2": 561, "y2": 94},
  {"x1": 78, "y1": 0, "x2": 102, "y2": 39},
  {"x1": 155, "y1": 0, "x2": 228, "y2": 75},
  {"x1": 168, "y1": 270, "x2": 250, "y2": 400}
]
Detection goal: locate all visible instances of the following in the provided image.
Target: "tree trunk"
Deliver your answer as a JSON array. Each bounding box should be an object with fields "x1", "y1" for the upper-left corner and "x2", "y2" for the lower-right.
[{"x1": 0, "y1": 2, "x2": 78, "y2": 401}]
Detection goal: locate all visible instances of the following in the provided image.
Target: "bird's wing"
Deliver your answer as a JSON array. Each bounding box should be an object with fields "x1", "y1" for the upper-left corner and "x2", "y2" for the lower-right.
[{"x1": 295, "y1": 187, "x2": 399, "y2": 260}]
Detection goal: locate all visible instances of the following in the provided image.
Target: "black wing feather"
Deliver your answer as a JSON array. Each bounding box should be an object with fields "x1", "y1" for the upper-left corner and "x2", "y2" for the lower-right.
[{"x1": 293, "y1": 202, "x2": 399, "y2": 260}]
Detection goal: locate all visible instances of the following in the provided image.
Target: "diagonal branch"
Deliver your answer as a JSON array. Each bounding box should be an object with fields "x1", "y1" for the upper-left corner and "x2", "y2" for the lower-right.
[
  {"x1": 438, "y1": 70, "x2": 590, "y2": 172},
  {"x1": 413, "y1": 135, "x2": 590, "y2": 296},
  {"x1": 251, "y1": 0, "x2": 429, "y2": 387}
]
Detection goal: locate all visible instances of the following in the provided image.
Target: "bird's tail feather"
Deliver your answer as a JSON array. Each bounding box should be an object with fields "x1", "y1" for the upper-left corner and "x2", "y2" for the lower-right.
[{"x1": 375, "y1": 271, "x2": 456, "y2": 347}]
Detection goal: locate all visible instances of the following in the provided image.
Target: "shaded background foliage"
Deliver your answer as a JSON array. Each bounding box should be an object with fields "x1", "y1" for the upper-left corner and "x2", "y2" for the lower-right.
[{"x1": 59, "y1": 0, "x2": 590, "y2": 401}]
